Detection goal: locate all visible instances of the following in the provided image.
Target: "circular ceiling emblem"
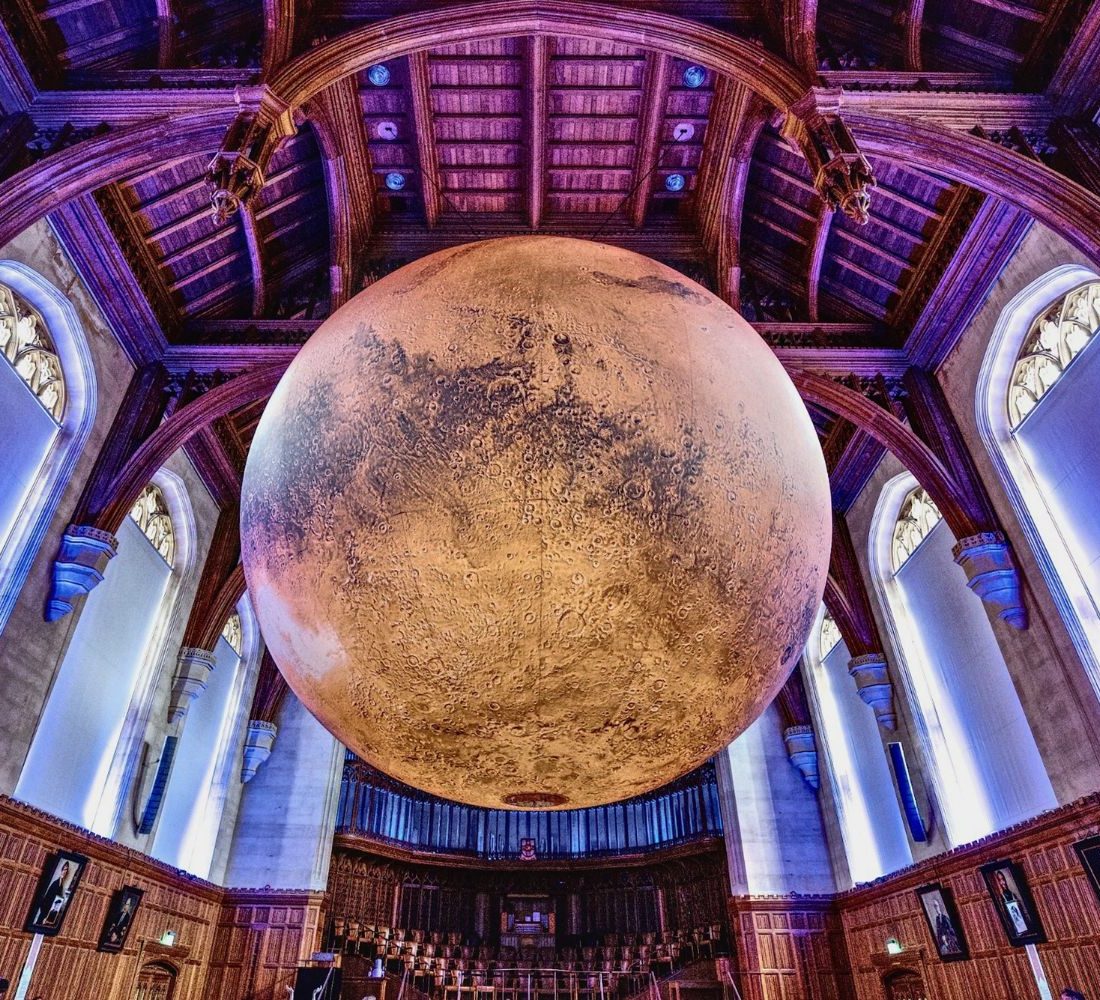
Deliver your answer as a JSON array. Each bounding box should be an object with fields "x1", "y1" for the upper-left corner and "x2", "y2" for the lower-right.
[
  {"x1": 377, "y1": 121, "x2": 399, "y2": 141},
  {"x1": 673, "y1": 123, "x2": 695, "y2": 142},
  {"x1": 384, "y1": 172, "x2": 406, "y2": 191},
  {"x1": 367, "y1": 64, "x2": 391, "y2": 87},
  {"x1": 665, "y1": 173, "x2": 686, "y2": 192},
  {"x1": 682, "y1": 65, "x2": 707, "y2": 88}
]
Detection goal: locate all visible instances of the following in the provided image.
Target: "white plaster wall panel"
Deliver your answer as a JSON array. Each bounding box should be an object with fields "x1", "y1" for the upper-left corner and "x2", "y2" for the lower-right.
[
  {"x1": 224, "y1": 691, "x2": 344, "y2": 891},
  {"x1": 152, "y1": 633, "x2": 240, "y2": 876},
  {"x1": 807, "y1": 635, "x2": 912, "y2": 884},
  {"x1": 719, "y1": 703, "x2": 836, "y2": 896},
  {"x1": 0, "y1": 360, "x2": 56, "y2": 551},
  {"x1": 14, "y1": 515, "x2": 170, "y2": 830},
  {"x1": 896, "y1": 519, "x2": 1057, "y2": 839}
]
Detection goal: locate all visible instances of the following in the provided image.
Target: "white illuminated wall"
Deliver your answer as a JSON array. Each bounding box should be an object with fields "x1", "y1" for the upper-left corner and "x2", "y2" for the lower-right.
[
  {"x1": 0, "y1": 360, "x2": 57, "y2": 559},
  {"x1": 224, "y1": 691, "x2": 345, "y2": 891},
  {"x1": 891, "y1": 517, "x2": 1056, "y2": 844},
  {"x1": 717, "y1": 703, "x2": 835, "y2": 896},
  {"x1": 802, "y1": 629, "x2": 912, "y2": 885},
  {"x1": 15, "y1": 516, "x2": 170, "y2": 832},
  {"x1": 152, "y1": 632, "x2": 242, "y2": 878},
  {"x1": 1014, "y1": 339, "x2": 1100, "y2": 638}
]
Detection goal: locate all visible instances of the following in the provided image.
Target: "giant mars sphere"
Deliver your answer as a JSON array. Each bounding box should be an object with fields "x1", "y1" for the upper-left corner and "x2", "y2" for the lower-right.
[{"x1": 240, "y1": 237, "x2": 830, "y2": 809}]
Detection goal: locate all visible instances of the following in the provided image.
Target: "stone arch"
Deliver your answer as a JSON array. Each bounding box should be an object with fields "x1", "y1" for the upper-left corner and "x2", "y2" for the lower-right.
[
  {"x1": 0, "y1": 260, "x2": 97, "y2": 632},
  {"x1": 977, "y1": 263, "x2": 1100, "y2": 698}
]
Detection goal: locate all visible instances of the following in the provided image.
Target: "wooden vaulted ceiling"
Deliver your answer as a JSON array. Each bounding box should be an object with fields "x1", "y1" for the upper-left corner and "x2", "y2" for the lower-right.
[{"x1": 0, "y1": 0, "x2": 1083, "y2": 502}]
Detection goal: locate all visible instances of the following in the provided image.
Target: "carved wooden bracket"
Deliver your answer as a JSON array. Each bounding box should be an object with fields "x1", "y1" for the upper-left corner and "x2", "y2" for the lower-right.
[
  {"x1": 206, "y1": 88, "x2": 296, "y2": 223},
  {"x1": 783, "y1": 91, "x2": 876, "y2": 225}
]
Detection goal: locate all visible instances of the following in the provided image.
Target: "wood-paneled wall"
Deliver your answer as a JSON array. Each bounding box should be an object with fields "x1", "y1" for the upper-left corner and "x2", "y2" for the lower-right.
[
  {"x1": 728, "y1": 793, "x2": 1100, "y2": 1000},
  {"x1": 202, "y1": 889, "x2": 327, "y2": 1000},
  {"x1": 728, "y1": 896, "x2": 855, "y2": 1000},
  {"x1": 0, "y1": 796, "x2": 325, "y2": 1000},
  {"x1": 840, "y1": 793, "x2": 1100, "y2": 1000}
]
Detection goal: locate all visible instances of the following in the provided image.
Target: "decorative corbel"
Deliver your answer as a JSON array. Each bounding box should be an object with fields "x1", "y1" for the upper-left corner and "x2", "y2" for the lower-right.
[
  {"x1": 783, "y1": 725, "x2": 820, "y2": 789},
  {"x1": 206, "y1": 88, "x2": 296, "y2": 223},
  {"x1": 782, "y1": 90, "x2": 875, "y2": 225},
  {"x1": 847, "y1": 653, "x2": 897, "y2": 729},
  {"x1": 953, "y1": 532, "x2": 1027, "y2": 629},
  {"x1": 45, "y1": 525, "x2": 118, "y2": 621},
  {"x1": 241, "y1": 720, "x2": 278, "y2": 782},
  {"x1": 167, "y1": 647, "x2": 217, "y2": 723}
]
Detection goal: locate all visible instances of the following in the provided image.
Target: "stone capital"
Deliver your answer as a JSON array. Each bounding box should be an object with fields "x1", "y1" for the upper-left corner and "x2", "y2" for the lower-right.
[
  {"x1": 242, "y1": 719, "x2": 278, "y2": 782},
  {"x1": 952, "y1": 531, "x2": 1028, "y2": 629},
  {"x1": 167, "y1": 647, "x2": 217, "y2": 723},
  {"x1": 45, "y1": 525, "x2": 118, "y2": 622}
]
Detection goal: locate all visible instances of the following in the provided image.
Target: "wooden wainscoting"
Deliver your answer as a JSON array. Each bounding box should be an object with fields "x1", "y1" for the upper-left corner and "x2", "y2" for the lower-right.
[{"x1": 0, "y1": 796, "x2": 327, "y2": 1000}]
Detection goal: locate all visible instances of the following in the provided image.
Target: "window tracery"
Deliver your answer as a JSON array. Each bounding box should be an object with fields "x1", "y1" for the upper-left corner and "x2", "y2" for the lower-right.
[
  {"x1": 891, "y1": 486, "x2": 942, "y2": 572},
  {"x1": 0, "y1": 283, "x2": 66, "y2": 422},
  {"x1": 129, "y1": 484, "x2": 175, "y2": 566},
  {"x1": 819, "y1": 612, "x2": 842, "y2": 660},
  {"x1": 1008, "y1": 280, "x2": 1100, "y2": 428},
  {"x1": 222, "y1": 612, "x2": 242, "y2": 655}
]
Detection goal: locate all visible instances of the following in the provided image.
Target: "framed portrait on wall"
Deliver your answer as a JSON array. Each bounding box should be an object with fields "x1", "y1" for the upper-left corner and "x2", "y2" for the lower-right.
[
  {"x1": 24, "y1": 850, "x2": 88, "y2": 936},
  {"x1": 980, "y1": 859, "x2": 1046, "y2": 946},
  {"x1": 98, "y1": 886, "x2": 144, "y2": 952},
  {"x1": 1073, "y1": 835, "x2": 1100, "y2": 906},
  {"x1": 915, "y1": 883, "x2": 969, "y2": 961}
]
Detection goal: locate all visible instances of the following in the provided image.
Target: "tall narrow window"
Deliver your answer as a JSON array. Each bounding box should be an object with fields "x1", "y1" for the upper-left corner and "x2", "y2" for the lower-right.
[
  {"x1": 17, "y1": 473, "x2": 191, "y2": 835},
  {"x1": 869, "y1": 474, "x2": 1055, "y2": 847},
  {"x1": 980, "y1": 268, "x2": 1100, "y2": 697},
  {"x1": 0, "y1": 263, "x2": 95, "y2": 633},
  {"x1": 802, "y1": 608, "x2": 911, "y2": 884}
]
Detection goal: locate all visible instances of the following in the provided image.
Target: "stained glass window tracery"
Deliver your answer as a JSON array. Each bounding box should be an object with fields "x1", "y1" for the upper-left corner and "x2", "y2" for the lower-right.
[
  {"x1": 819, "y1": 612, "x2": 843, "y2": 660},
  {"x1": 222, "y1": 612, "x2": 242, "y2": 655},
  {"x1": 0, "y1": 283, "x2": 65, "y2": 422},
  {"x1": 129, "y1": 484, "x2": 175, "y2": 566},
  {"x1": 891, "y1": 486, "x2": 942, "y2": 572},
  {"x1": 1009, "y1": 280, "x2": 1100, "y2": 428}
]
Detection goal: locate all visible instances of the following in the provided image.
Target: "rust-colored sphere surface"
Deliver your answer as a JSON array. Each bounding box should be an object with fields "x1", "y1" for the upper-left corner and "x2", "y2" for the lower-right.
[{"x1": 241, "y1": 237, "x2": 829, "y2": 809}]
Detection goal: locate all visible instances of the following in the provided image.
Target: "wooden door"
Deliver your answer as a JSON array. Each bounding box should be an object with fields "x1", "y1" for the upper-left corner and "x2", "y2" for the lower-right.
[
  {"x1": 883, "y1": 969, "x2": 927, "y2": 1000},
  {"x1": 134, "y1": 961, "x2": 177, "y2": 1000}
]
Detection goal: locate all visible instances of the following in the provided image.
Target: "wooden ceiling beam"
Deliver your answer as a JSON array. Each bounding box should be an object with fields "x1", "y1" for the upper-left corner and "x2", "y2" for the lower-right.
[
  {"x1": 781, "y1": 0, "x2": 819, "y2": 75},
  {"x1": 154, "y1": 0, "x2": 175, "y2": 68},
  {"x1": 262, "y1": 0, "x2": 297, "y2": 77},
  {"x1": 240, "y1": 205, "x2": 268, "y2": 318},
  {"x1": 629, "y1": 52, "x2": 671, "y2": 229},
  {"x1": 898, "y1": 0, "x2": 925, "y2": 71},
  {"x1": 409, "y1": 50, "x2": 442, "y2": 228},
  {"x1": 309, "y1": 76, "x2": 376, "y2": 309},
  {"x1": 695, "y1": 82, "x2": 760, "y2": 308},
  {"x1": 524, "y1": 36, "x2": 548, "y2": 230},
  {"x1": 805, "y1": 200, "x2": 833, "y2": 322}
]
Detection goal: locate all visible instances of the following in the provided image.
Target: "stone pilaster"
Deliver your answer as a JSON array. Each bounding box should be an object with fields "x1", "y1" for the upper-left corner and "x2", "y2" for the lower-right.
[
  {"x1": 952, "y1": 531, "x2": 1027, "y2": 629},
  {"x1": 45, "y1": 525, "x2": 118, "y2": 621}
]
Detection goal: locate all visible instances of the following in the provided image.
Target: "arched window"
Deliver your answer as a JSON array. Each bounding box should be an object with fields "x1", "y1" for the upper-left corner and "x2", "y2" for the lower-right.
[
  {"x1": 153, "y1": 596, "x2": 261, "y2": 879},
  {"x1": 16, "y1": 469, "x2": 195, "y2": 835},
  {"x1": 979, "y1": 267, "x2": 1100, "y2": 698},
  {"x1": 801, "y1": 607, "x2": 911, "y2": 885},
  {"x1": 0, "y1": 263, "x2": 96, "y2": 633},
  {"x1": 869, "y1": 473, "x2": 1055, "y2": 847}
]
